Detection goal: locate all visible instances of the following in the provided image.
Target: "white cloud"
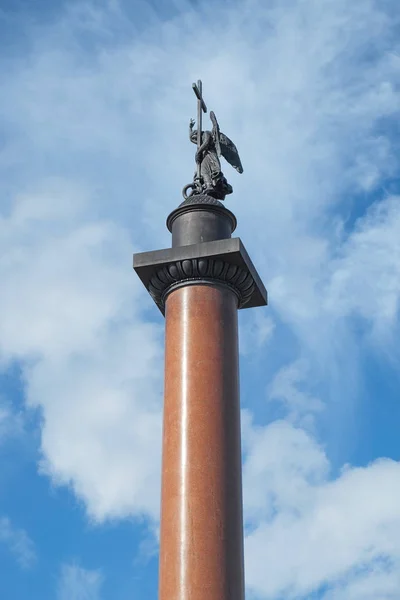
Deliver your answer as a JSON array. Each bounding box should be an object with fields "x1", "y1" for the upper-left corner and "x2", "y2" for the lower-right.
[
  {"x1": 268, "y1": 360, "x2": 324, "y2": 424},
  {"x1": 0, "y1": 180, "x2": 163, "y2": 522},
  {"x1": 239, "y1": 312, "x2": 275, "y2": 356},
  {"x1": 0, "y1": 517, "x2": 36, "y2": 569},
  {"x1": 325, "y1": 195, "x2": 400, "y2": 338},
  {"x1": 321, "y1": 561, "x2": 400, "y2": 600},
  {"x1": 242, "y1": 416, "x2": 329, "y2": 527},
  {"x1": 58, "y1": 564, "x2": 103, "y2": 600},
  {"x1": 243, "y1": 418, "x2": 400, "y2": 599}
]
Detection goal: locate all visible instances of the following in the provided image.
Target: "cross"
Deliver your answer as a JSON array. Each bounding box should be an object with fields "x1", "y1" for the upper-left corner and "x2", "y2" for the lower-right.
[{"x1": 192, "y1": 80, "x2": 207, "y2": 181}]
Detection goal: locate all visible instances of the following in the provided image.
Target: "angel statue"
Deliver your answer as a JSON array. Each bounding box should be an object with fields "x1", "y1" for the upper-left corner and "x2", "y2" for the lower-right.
[{"x1": 182, "y1": 110, "x2": 243, "y2": 201}]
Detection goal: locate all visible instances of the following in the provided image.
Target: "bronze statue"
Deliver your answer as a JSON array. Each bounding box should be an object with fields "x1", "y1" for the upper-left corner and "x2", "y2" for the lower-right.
[{"x1": 183, "y1": 81, "x2": 243, "y2": 201}]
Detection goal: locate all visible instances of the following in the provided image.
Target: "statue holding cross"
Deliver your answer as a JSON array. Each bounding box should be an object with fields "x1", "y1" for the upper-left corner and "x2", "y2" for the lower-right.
[{"x1": 182, "y1": 80, "x2": 243, "y2": 201}]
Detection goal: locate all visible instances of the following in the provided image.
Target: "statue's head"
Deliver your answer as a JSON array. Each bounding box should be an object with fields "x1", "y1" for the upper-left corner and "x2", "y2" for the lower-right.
[{"x1": 190, "y1": 131, "x2": 198, "y2": 144}]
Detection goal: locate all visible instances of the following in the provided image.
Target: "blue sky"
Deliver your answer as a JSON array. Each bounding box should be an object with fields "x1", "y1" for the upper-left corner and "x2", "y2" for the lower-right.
[{"x1": 1, "y1": 0, "x2": 400, "y2": 598}]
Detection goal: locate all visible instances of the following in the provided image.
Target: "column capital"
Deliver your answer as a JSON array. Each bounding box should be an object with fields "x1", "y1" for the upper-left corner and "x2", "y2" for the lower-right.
[{"x1": 133, "y1": 237, "x2": 268, "y2": 315}]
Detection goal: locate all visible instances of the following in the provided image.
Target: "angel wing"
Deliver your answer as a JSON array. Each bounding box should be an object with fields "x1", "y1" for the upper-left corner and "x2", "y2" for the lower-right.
[
  {"x1": 210, "y1": 111, "x2": 243, "y2": 174},
  {"x1": 219, "y1": 133, "x2": 243, "y2": 174}
]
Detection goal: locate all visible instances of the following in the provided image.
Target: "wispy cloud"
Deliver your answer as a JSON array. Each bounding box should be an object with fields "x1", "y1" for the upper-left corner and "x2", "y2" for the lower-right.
[
  {"x1": 58, "y1": 563, "x2": 103, "y2": 600},
  {"x1": 0, "y1": 401, "x2": 23, "y2": 443},
  {"x1": 0, "y1": 517, "x2": 36, "y2": 569}
]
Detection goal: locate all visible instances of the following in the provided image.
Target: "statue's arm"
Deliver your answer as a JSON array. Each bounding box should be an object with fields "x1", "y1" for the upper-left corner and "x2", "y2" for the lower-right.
[
  {"x1": 189, "y1": 118, "x2": 196, "y2": 142},
  {"x1": 195, "y1": 131, "x2": 211, "y2": 162}
]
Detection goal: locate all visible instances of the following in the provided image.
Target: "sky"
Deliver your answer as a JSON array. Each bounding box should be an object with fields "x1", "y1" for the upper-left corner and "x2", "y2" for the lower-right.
[{"x1": 1, "y1": 0, "x2": 400, "y2": 598}]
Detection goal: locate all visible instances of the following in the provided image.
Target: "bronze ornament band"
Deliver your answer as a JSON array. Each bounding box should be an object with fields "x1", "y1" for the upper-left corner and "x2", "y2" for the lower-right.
[{"x1": 148, "y1": 257, "x2": 256, "y2": 312}]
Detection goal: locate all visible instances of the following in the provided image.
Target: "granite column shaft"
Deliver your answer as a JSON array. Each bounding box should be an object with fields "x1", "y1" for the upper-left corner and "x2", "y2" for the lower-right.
[{"x1": 159, "y1": 283, "x2": 244, "y2": 600}]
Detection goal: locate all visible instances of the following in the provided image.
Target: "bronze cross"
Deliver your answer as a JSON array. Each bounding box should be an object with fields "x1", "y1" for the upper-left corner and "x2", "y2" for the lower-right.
[{"x1": 192, "y1": 80, "x2": 207, "y2": 181}]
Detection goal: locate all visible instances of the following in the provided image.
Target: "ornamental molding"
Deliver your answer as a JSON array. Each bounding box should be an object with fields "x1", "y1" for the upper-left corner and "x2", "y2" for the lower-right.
[{"x1": 148, "y1": 257, "x2": 255, "y2": 311}]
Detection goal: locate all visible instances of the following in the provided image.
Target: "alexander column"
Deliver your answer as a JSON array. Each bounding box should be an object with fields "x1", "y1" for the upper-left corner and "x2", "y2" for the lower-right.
[{"x1": 133, "y1": 81, "x2": 267, "y2": 600}]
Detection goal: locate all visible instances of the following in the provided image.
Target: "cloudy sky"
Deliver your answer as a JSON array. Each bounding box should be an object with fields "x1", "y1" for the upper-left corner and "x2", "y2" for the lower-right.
[{"x1": 1, "y1": 0, "x2": 400, "y2": 598}]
